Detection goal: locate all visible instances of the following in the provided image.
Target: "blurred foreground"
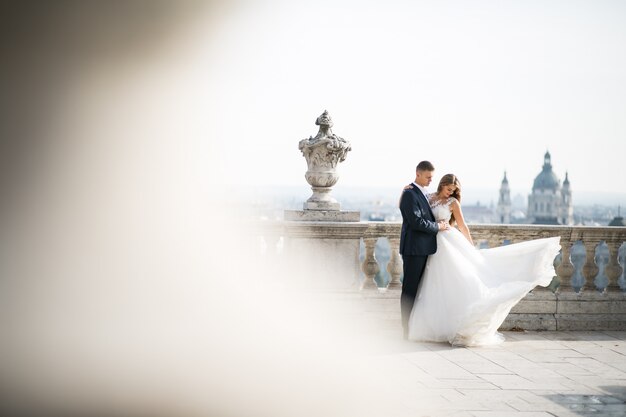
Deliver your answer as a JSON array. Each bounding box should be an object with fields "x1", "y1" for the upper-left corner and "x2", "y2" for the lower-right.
[{"x1": 0, "y1": 2, "x2": 400, "y2": 416}]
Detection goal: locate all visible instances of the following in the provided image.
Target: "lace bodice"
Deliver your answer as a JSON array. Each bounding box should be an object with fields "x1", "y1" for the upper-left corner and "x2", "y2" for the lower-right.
[{"x1": 429, "y1": 196, "x2": 456, "y2": 222}]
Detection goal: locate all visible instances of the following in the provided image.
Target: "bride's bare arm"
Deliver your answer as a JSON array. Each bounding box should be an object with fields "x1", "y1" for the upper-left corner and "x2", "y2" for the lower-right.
[
  {"x1": 450, "y1": 200, "x2": 474, "y2": 245},
  {"x1": 398, "y1": 184, "x2": 412, "y2": 207}
]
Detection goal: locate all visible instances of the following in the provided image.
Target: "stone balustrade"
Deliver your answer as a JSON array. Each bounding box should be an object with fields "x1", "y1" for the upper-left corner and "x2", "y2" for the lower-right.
[{"x1": 258, "y1": 222, "x2": 626, "y2": 330}]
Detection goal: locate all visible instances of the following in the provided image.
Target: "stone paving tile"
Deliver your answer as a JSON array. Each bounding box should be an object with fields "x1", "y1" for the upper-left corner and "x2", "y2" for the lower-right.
[
  {"x1": 502, "y1": 397, "x2": 570, "y2": 414},
  {"x1": 398, "y1": 394, "x2": 491, "y2": 415},
  {"x1": 564, "y1": 378, "x2": 626, "y2": 395},
  {"x1": 526, "y1": 377, "x2": 578, "y2": 391},
  {"x1": 452, "y1": 360, "x2": 514, "y2": 375},
  {"x1": 470, "y1": 411, "x2": 557, "y2": 416},
  {"x1": 535, "y1": 331, "x2": 582, "y2": 341},
  {"x1": 556, "y1": 341, "x2": 607, "y2": 354},
  {"x1": 471, "y1": 350, "x2": 563, "y2": 379},
  {"x1": 467, "y1": 391, "x2": 584, "y2": 416},
  {"x1": 558, "y1": 378, "x2": 613, "y2": 395},
  {"x1": 573, "y1": 344, "x2": 625, "y2": 360},
  {"x1": 437, "y1": 378, "x2": 500, "y2": 390},
  {"x1": 372, "y1": 331, "x2": 626, "y2": 416},
  {"x1": 509, "y1": 400, "x2": 583, "y2": 416},
  {"x1": 471, "y1": 350, "x2": 536, "y2": 369},
  {"x1": 447, "y1": 412, "x2": 476, "y2": 417},
  {"x1": 507, "y1": 340, "x2": 573, "y2": 351},
  {"x1": 475, "y1": 401, "x2": 518, "y2": 411},
  {"x1": 564, "y1": 357, "x2": 626, "y2": 379},
  {"x1": 584, "y1": 350, "x2": 626, "y2": 372},
  {"x1": 600, "y1": 385, "x2": 626, "y2": 400},
  {"x1": 608, "y1": 343, "x2": 626, "y2": 353},
  {"x1": 404, "y1": 352, "x2": 477, "y2": 380},
  {"x1": 516, "y1": 349, "x2": 588, "y2": 363},
  {"x1": 540, "y1": 361, "x2": 597, "y2": 377},
  {"x1": 566, "y1": 331, "x2": 620, "y2": 341},
  {"x1": 604, "y1": 340, "x2": 626, "y2": 356},
  {"x1": 438, "y1": 348, "x2": 514, "y2": 375},
  {"x1": 591, "y1": 339, "x2": 626, "y2": 347},
  {"x1": 438, "y1": 388, "x2": 468, "y2": 402},
  {"x1": 514, "y1": 367, "x2": 565, "y2": 380},
  {"x1": 455, "y1": 389, "x2": 527, "y2": 401},
  {"x1": 504, "y1": 331, "x2": 555, "y2": 340},
  {"x1": 476, "y1": 373, "x2": 568, "y2": 390},
  {"x1": 543, "y1": 394, "x2": 626, "y2": 417}
]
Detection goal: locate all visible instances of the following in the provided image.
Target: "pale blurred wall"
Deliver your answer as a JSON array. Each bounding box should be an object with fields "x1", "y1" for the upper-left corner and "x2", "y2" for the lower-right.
[
  {"x1": 0, "y1": 3, "x2": 395, "y2": 416},
  {"x1": 0, "y1": 1, "x2": 217, "y2": 219}
]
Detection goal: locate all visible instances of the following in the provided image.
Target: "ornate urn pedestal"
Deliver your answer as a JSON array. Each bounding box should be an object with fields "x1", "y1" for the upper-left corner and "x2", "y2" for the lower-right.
[
  {"x1": 284, "y1": 111, "x2": 360, "y2": 222},
  {"x1": 283, "y1": 111, "x2": 361, "y2": 289}
]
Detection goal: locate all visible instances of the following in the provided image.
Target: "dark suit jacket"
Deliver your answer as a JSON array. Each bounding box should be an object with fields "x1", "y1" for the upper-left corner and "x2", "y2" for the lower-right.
[{"x1": 399, "y1": 184, "x2": 439, "y2": 256}]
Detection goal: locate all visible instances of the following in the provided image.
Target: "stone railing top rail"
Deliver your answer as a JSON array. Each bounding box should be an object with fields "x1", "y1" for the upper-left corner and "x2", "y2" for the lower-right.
[{"x1": 257, "y1": 221, "x2": 626, "y2": 243}]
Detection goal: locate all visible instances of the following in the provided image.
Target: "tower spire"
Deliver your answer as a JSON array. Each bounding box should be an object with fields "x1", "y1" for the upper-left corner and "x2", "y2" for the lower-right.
[{"x1": 497, "y1": 170, "x2": 511, "y2": 224}]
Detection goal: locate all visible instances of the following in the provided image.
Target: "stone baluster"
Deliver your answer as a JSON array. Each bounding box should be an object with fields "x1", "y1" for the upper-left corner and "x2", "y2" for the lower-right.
[
  {"x1": 361, "y1": 238, "x2": 380, "y2": 290},
  {"x1": 556, "y1": 239, "x2": 574, "y2": 293},
  {"x1": 386, "y1": 238, "x2": 403, "y2": 290},
  {"x1": 605, "y1": 240, "x2": 624, "y2": 293},
  {"x1": 264, "y1": 234, "x2": 280, "y2": 257},
  {"x1": 468, "y1": 228, "x2": 487, "y2": 248},
  {"x1": 485, "y1": 237, "x2": 499, "y2": 248},
  {"x1": 581, "y1": 239, "x2": 600, "y2": 293}
]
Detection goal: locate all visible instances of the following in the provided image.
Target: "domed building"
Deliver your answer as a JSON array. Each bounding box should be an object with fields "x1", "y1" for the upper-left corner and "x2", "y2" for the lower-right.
[{"x1": 527, "y1": 151, "x2": 573, "y2": 225}]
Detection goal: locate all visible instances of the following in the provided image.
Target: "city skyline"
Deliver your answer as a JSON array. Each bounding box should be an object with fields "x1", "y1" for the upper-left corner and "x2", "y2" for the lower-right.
[
  {"x1": 204, "y1": 0, "x2": 626, "y2": 195},
  {"x1": 251, "y1": 183, "x2": 626, "y2": 208},
  {"x1": 249, "y1": 183, "x2": 626, "y2": 227}
]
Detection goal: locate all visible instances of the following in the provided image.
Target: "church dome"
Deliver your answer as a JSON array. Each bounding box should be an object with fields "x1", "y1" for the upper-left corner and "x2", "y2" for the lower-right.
[
  {"x1": 533, "y1": 171, "x2": 560, "y2": 190},
  {"x1": 532, "y1": 151, "x2": 560, "y2": 190}
]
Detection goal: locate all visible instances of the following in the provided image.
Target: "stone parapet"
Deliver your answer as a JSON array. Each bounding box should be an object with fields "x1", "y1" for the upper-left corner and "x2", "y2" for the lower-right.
[
  {"x1": 257, "y1": 222, "x2": 626, "y2": 330},
  {"x1": 284, "y1": 209, "x2": 360, "y2": 222}
]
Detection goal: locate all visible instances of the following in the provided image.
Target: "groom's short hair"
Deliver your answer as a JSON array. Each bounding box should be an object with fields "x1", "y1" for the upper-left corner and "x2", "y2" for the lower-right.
[{"x1": 416, "y1": 161, "x2": 435, "y2": 172}]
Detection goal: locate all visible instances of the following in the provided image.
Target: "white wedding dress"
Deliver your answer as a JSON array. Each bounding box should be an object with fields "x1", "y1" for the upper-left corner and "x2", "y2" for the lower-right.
[{"x1": 407, "y1": 197, "x2": 561, "y2": 346}]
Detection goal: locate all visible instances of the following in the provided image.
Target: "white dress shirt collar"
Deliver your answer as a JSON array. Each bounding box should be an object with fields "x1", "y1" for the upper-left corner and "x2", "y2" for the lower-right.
[{"x1": 413, "y1": 182, "x2": 429, "y2": 196}]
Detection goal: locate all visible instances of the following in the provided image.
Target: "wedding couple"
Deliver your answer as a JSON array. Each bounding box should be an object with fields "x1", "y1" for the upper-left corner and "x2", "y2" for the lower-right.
[{"x1": 399, "y1": 161, "x2": 561, "y2": 346}]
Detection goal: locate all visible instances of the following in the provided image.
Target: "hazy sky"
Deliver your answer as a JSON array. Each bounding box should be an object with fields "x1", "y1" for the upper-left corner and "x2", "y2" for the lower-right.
[{"x1": 202, "y1": 0, "x2": 626, "y2": 195}]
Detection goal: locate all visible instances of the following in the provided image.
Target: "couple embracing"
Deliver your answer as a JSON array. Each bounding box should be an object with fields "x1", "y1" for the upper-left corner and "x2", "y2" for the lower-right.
[{"x1": 399, "y1": 161, "x2": 561, "y2": 347}]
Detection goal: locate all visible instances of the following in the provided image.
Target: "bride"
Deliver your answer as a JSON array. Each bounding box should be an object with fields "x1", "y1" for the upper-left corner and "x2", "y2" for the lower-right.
[{"x1": 406, "y1": 174, "x2": 561, "y2": 346}]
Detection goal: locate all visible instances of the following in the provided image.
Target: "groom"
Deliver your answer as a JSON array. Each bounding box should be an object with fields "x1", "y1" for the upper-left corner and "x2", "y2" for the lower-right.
[{"x1": 399, "y1": 160, "x2": 449, "y2": 339}]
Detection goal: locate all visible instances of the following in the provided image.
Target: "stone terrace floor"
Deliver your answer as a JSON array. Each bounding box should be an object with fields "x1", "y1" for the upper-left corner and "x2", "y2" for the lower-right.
[{"x1": 371, "y1": 331, "x2": 626, "y2": 417}]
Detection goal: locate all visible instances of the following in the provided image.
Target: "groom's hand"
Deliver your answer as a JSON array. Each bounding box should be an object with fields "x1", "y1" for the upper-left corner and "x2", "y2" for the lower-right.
[{"x1": 437, "y1": 221, "x2": 450, "y2": 231}]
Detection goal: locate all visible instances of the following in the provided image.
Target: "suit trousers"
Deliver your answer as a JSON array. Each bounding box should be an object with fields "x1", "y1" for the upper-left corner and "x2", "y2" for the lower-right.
[{"x1": 401, "y1": 254, "x2": 428, "y2": 333}]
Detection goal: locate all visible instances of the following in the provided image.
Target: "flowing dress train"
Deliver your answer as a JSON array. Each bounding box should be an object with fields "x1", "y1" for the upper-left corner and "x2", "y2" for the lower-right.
[{"x1": 407, "y1": 197, "x2": 561, "y2": 346}]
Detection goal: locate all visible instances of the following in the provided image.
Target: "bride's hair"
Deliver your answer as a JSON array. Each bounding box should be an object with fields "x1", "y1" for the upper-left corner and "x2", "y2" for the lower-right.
[{"x1": 436, "y1": 174, "x2": 462, "y2": 225}]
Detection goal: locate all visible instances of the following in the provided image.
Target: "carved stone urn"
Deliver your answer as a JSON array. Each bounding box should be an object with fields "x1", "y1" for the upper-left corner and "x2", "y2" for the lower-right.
[{"x1": 298, "y1": 110, "x2": 352, "y2": 210}]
